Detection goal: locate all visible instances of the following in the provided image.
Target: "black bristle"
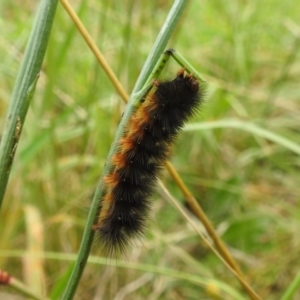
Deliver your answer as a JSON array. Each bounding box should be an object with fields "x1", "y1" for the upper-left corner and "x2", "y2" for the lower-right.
[{"x1": 95, "y1": 69, "x2": 204, "y2": 256}]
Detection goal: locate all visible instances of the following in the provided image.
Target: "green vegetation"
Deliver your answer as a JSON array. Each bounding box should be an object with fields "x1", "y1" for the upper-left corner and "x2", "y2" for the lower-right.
[{"x1": 1, "y1": 0, "x2": 300, "y2": 299}]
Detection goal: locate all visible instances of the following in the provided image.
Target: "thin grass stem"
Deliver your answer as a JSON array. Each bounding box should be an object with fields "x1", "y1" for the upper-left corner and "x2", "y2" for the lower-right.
[
  {"x1": 158, "y1": 180, "x2": 261, "y2": 300},
  {"x1": 169, "y1": 49, "x2": 206, "y2": 82}
]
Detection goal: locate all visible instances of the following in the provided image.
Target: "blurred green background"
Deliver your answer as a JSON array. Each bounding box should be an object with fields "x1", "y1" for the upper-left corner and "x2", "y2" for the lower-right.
[{"x1": 1, "y1": 0, "x2": 300, "y2": 299}]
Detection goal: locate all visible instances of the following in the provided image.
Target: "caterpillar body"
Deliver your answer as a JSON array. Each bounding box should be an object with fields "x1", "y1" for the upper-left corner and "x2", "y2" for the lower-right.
[{"x1": 93, "y1": 68, "x2": 204, "y2": 255}]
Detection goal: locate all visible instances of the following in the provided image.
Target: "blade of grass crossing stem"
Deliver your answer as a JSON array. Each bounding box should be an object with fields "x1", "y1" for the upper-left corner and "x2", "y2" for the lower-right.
[
  {"x1": 61, "y1": 1, "x2": 189, "y2": 299},
  {"x1": 0, "y1": 0, "x2": 59, "y2": 212},
  {"x1": 280, "y1": 271, "x2": 300, "y2": 300},
  {"x1": 170, "y1": 49, "x2": 206, "y2": 82}
]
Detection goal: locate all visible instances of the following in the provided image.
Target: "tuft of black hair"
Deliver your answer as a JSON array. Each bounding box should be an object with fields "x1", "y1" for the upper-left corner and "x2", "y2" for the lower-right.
[{"x1": 94, "y1": 69, "x2": 204, "y2": 256}]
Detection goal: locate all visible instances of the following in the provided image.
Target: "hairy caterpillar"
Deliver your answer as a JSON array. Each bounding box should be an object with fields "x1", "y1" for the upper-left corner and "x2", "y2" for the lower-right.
[{"x1": 93, "y1": 68, "x2": 204, "y2": 255}]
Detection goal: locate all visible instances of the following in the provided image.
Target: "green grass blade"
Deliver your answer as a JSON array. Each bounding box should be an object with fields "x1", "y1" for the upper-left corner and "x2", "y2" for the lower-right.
[
  {"x1": 185, "y1": 119, "x2": 300, "y2": 156},
  {"x1": 280, "y1": 271, "x2": 300, "y2": 300},
  {"x1": 0, "y1": 250, "x2": 246, "y2": 300},
  {"x1": 0, "y1": 0, "x2": 59, "y2": 211}
]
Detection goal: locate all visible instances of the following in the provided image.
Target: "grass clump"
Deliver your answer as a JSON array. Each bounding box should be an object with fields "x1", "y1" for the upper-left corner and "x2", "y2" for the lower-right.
[{"x1": 1, "y1": 0, "x2": 300, "y2": 299}]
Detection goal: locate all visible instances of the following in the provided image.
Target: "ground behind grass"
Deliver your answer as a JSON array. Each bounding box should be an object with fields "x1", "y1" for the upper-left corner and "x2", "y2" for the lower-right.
[{"x1": 1, "y1": 0, "x2": 300, "y2": 299}]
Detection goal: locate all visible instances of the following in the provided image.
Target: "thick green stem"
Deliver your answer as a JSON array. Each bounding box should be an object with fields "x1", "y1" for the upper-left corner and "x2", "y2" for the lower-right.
[
  {"x1": 61, "y1": 1, "x2": 189, "y2": 299},
  {"x1": 0, "y1": 0, "x2": 59, "y2": 211}
]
